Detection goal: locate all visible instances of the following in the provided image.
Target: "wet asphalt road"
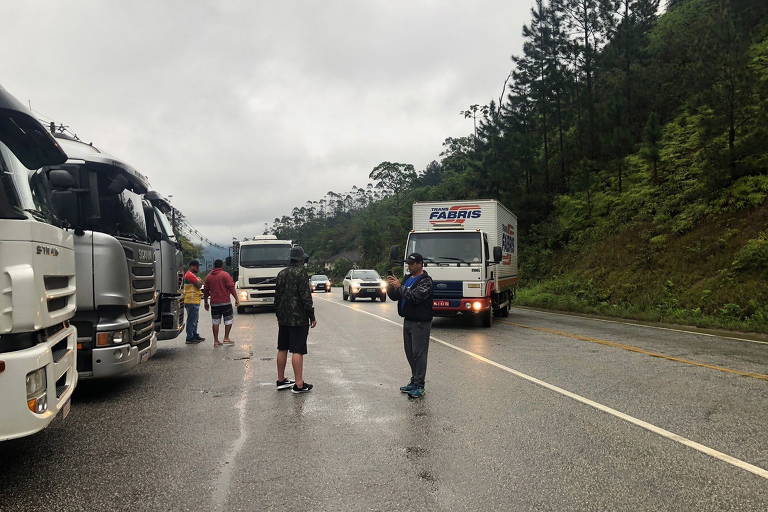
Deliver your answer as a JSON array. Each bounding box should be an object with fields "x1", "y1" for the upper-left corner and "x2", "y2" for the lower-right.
[{"x1": 1, "y1": 289, "x2": 767, "y2": 511}]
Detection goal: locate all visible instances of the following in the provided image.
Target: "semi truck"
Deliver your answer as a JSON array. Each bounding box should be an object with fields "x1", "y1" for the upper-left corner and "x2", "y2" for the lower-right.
[
  {"x1": 394, "y1": 200, "x2": 518, "y2": 327},
  {"x1": 144, "y1": 191, "x2": 184, "y2": 340},
  {"x1": 232, "y1": 236, "x2": 293, "y2": 313},
  {"x1": 0, "y1": 85, "x2": 78, "y2": 440},
  {"x1": 32, "y1": 134, "x2": 158, "y2": 378}
]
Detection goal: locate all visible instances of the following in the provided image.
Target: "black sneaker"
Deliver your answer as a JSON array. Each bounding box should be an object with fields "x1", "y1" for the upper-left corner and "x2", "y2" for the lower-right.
[
  {"x1": 276, "y1": 379, "x2": 295, "y2": 390},
  {"x1": 185, "y1": 338, "x2": 203, "y2": 344},
  {"x1": 291, "y1": 382, "x2": 313, "y2": 394},
  {"x1": 193, "y1": 336, "x2": 206, "y2": 342}
]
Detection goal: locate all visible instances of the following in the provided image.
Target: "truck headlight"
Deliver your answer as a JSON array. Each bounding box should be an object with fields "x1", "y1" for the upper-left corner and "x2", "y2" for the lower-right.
[
  {"x1": 472, "y1": 301, "x2": 483, "y2": 311},
  {"x1": 238, "y1": 290, "x2": 248, "y2": 301},
  {"x1": 96, "y1": 329, "x2": 128, "y2": 347},
  {"x1": 26, "y1": 368, "x2": 47, "y2": 414}
]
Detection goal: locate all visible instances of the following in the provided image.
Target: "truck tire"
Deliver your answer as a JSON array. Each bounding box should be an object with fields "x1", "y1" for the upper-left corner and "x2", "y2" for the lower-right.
[
  {"x1": 343, "y1": 290, "x2": 348, "y2": 301},
  {"x1": 350, "y1": 294, "x2": 356, "y2": 302},
  {"x1": 371, "y1": 296, "x2": 377, "y2": 302},
  {"x1": 379, "y1": 294, "x2": 387, "y2": 302},
  {"x1": 237, "y1": 306, "x2": 246, "y2": 314}
]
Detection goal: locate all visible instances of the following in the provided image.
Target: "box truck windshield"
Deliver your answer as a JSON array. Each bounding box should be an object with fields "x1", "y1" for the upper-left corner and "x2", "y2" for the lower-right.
[
  {"x1": 407, "y1": 231, "x2": 483, "y2": 264},
  {"x1": 240, "y1": 244, "x2": 291, "y2": 267}
]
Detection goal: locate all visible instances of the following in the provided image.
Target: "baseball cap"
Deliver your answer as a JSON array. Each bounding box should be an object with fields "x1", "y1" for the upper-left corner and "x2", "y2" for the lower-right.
[
  {"x1": 405, "y1": 253, "x2": 424, "y2": 264},
  {"x1": 290, "y1": 246, "x2": 306, "y2": 262}
]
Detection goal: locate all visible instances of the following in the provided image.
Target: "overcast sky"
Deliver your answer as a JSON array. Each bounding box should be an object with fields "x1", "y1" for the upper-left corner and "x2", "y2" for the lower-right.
[{"x1": 2, "y1": 1, "x2": 531, "y2": 244}]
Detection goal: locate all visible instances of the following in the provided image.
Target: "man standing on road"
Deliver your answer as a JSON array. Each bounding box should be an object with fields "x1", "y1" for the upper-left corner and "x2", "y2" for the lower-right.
[
  {"x1": 387, "y1": 253, "x2": 433, "y2": 399},
  {"x1": 274, "y1": 246, "x2": 317, "y2": 394},
  {"x1": 203, "y1": 259, "x2": 239, "y2": 347},
  {"x1": 183, "y1": 260, "x2": 205, "y2": 344}
]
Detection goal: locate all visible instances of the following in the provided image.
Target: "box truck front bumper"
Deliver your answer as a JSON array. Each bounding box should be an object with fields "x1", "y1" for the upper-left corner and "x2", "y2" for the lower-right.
[
  {"x1": 0, "y1": 324, "x2": 78, "y2": 441},
  {"x1": 237, "y1": 289, "x2": 275, "y2": 307},
  {"x1": 432, "y1": 297, "x2": 491, "y2": 317}
]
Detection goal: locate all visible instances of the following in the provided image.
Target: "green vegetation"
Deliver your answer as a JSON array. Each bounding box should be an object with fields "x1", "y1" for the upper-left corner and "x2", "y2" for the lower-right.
[{"x1": 272, "y1": 0, "x2": 768, "y2": 334}]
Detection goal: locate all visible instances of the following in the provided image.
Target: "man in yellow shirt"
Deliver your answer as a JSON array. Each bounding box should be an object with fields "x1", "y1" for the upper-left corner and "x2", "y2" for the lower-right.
[{"x1": 182, "y1": 260, "x2": 205, "y2": 343}]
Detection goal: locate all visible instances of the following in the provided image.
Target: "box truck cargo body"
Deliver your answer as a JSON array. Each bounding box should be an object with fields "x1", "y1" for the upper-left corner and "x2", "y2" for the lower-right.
[{"x1": 404, "y1": 200, "x2": 518, "y2": 327}]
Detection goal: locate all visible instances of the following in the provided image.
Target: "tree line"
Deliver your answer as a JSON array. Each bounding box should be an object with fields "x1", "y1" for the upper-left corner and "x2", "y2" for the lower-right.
[{"x1": 269, "y1": 0, "x2": 768, "y2": 279}]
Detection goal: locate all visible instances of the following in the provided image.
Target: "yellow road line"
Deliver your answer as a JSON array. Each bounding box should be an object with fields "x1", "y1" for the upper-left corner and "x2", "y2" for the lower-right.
[{"x1": 501, "y1": 321, "x2": 768, "y2": 382}]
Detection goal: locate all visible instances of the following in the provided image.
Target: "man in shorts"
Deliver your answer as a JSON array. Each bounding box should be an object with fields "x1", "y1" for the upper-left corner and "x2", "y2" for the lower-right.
[
  {"x1": 203, "y1": 259, "x2": 239, "y2": 347},
  {"x1": 274, "y1": 246, "x2": 317, "y2": 394}
]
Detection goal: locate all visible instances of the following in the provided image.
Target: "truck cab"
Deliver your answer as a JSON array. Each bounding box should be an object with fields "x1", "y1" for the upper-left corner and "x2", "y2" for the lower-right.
[
  {"x1": 144, "y1": 191, "x2": 184, "y2": 340},
  {"x1": 233, "y1": 236, "x2": 292, "y2": 312},
  {"x1": 0, "y1": 85, "x2": 78, "y2": 440},
  {"x1": 399, "y1": 200, "x2": 518, "y2": 327},
  {"x1": 33, "y1": 135, "x2": 158, "y2": 378}
]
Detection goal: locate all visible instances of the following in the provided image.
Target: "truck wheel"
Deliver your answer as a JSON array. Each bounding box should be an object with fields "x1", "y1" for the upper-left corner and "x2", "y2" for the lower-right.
[
  {"x1": 371, "y1": 296, "x2": 377, "y2": 302},
  {"x1": 482, "y1": 308, "x2": 493, "y2": 328},
  {"x1": 237, "y1": 306, "x2": 245, "y2": 314},
  {"x1": 379, "y1": 294, "x2": 386, "y2": 302},
  {"x1": 350, "y1": 294, "x2": 356, "y2": 302},
  {"x1": 343, "y1": 291, "x2": 348, "y2": 301}
]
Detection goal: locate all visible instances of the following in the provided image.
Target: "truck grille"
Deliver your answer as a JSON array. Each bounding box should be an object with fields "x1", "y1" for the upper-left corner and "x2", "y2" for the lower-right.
[
  {"x1": 131, "y1": 318, "x2": 154, "y2": 344},
  {"x1": 251, "y1": 292, "x2": 276, "y2": 298},
  {"x1": 249, "y1": 277, "x2": 275, "y2": 285},
  {"x1": 432, "y1": 280, "x2": 464, "y2": 299}
]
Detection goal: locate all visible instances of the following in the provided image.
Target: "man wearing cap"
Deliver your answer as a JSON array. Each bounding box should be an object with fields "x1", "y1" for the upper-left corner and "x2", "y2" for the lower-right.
[
  {"x1": 386, "y1": 252, "x2": 434, "y2": 399},
  {"x1": 274, "y1": 246, "x2": 317, "y2": 394},
  {"x1": 182, "y1": 260, "x2": 205, "y2": 344}
]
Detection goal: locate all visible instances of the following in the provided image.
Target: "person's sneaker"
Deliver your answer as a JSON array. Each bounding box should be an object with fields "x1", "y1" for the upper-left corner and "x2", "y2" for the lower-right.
[
  {"x1": 400, "y1": 383, "x2": 417, "y2": 393},
  {"x1": 407, "y1": 387, "x2": 425, "y2": 399},
  {"x1": 276, "y1": 379, "x2": 295, "y2": 390},
  {"x1": 193, "y1": 336, "x2": 206, "y2": 342},
  {"x1": 291, "y1": 382, "x2": 314, "y2": 394},
  {"x1": 185, "y1": 338, "x2": 203, "y2": 344}
]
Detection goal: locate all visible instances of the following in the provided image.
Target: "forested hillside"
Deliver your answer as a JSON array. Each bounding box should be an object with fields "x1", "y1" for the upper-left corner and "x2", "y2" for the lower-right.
[{"x1": 268, "y1": 0, "x2": 768, "y2": 333}]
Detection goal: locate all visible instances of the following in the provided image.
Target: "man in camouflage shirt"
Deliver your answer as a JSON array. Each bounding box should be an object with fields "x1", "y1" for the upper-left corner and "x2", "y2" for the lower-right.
[{"x1": 274, "y1": 246, "x2": 317, "y2": 394}]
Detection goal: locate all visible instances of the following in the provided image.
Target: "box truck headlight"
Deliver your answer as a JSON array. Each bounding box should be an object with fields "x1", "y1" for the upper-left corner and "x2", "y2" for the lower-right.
[
  {"x1": 472, "y1": 301, "x2": 483, "y2": 311},
  {"x1": 238, "y1": 290, "x2": 248, "y2": 301},
  {"x1": 96, "y1": 329, "x2": 128, "y2": 347},
  {"x1": 26, "y1": 368, "x2": 47, "y2": 414}
]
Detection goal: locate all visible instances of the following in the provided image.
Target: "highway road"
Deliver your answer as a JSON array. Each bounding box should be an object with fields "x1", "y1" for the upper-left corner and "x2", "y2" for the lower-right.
[{"x1": 1, "y1": 289, "x2": 767, "y2": 511}]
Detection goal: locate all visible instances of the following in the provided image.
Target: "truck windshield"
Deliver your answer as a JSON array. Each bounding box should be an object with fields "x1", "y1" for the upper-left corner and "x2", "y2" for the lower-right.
[
  {"x1": 407, "y1": 232, "x2": 483, "y2": 264},
  {"x1": 0, "y1": 142, "x2": 46, "y2": 220},
  {"x1": 240, "y1": 244, "x2": 291, "y2": 267},
  {"x1": 96, "y1": 185, "x2": 149, "y2": 242},
  {"x1": 154, "y1": 207, "x2": 176, "y2": 242}
]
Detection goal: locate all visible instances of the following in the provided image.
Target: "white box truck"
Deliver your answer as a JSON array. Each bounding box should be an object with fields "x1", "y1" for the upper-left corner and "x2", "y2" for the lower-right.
[
  {"x1": 0, "y1": 85, "x2": 78, "y2": 440},
  {"x1": 233, "y1": 236, "x2": 293, "y2": 312},
  {"x1": 396, "y1": 200, "x2": 518, "y2": 327}
]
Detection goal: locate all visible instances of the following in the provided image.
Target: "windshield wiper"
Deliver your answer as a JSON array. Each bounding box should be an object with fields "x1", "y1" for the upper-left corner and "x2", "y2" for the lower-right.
[
  {"x1": 22, "y1": 208, "x2": 47, "y2": 222},
  {"x1": 435, "y1": 256, "x2": 471, "y2": 264}
]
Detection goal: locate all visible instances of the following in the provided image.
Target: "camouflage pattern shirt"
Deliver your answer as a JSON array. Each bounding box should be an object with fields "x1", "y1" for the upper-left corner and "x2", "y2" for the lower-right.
[{"x1": 275, "y1": 264, "x2": 316, "y2": 326}]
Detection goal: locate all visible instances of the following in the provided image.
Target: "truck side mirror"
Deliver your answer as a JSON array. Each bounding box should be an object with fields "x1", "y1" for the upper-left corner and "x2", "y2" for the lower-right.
[
  {"x1": 225, "y1": 256, "x2": 232, "y2": 267},
  {"x1": 48, "y1": 169, "x2": 75, "y2": 189},
  {"x1": 47, "y1": 170, "x2": 79, "y2": 227},
  {"x1": 389, "y1": 245, "x2": 401, "y2": 264},
  {"x1": 493, "y1": 246, "x2": 503, "y2": 263}
]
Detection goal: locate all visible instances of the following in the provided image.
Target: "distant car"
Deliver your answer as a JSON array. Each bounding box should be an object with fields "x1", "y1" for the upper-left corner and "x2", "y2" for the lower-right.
[
  {"x1": 342, "y1": 269, "x2": 387, "y2": 302},
  {"x1": 309, "y1": 274, "x2": 332, "y2": 293}
]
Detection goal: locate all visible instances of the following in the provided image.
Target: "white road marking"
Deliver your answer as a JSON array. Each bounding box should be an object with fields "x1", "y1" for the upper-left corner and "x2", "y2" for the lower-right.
[
  {"x1": 317, "y1": 296, "x2": 768, "y2": 481},
  {"x1": 514, "y1": 306, "x2": 768, "y2": 346}
]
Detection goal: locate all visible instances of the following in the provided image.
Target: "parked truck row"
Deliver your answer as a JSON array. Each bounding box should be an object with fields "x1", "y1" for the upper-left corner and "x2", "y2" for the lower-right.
[{"x1": 0, "y1": 84, "x2": 184, "y2": 441}]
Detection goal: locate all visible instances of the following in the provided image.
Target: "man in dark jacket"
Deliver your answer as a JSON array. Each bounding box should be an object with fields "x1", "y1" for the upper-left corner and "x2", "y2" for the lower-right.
[
  {"x1": 387, "y1": 252, "x2": 433, "y2": 399},
  {"x1": 274, "y1": 246, "x2": 317, "y2": 394}
]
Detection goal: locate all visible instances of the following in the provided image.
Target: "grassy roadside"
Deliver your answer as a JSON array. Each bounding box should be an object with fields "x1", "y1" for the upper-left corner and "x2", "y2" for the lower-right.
[{"x1": 515, "y1": 282, "x2": 768, "y2": 335}]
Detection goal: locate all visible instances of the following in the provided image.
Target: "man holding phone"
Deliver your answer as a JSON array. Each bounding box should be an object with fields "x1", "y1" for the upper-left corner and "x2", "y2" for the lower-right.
[{"x1": 386, "y1": 253, "x2": 434, "y2": 399}]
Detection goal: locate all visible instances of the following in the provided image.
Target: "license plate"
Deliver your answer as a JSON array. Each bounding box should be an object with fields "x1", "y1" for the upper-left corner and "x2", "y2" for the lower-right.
[
  {"x1": 433, "y1": 300, "x2": 451, "y2": 308},
  {"x1": 140, "y1": 351, "x2": 150, "y2": 363},
  {"x1": 62, "y1": 398, "x2": 71, "y2": 420}
]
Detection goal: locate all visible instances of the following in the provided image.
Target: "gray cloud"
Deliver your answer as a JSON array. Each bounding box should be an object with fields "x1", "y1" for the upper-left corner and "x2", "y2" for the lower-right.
[{"x1": 2, "y1": 0, "x2": 530, "y2": 243}]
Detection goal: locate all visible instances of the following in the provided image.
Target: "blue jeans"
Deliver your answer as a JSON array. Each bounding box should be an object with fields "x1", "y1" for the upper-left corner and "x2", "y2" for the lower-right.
[{"x1": 185, "y1": 303, "x2": 200, "y2": 340}]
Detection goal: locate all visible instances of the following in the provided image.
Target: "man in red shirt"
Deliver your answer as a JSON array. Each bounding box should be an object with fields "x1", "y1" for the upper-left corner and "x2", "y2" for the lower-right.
[{"x1": 203, "y1": 259, "x2": 240, "y2": 347}]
